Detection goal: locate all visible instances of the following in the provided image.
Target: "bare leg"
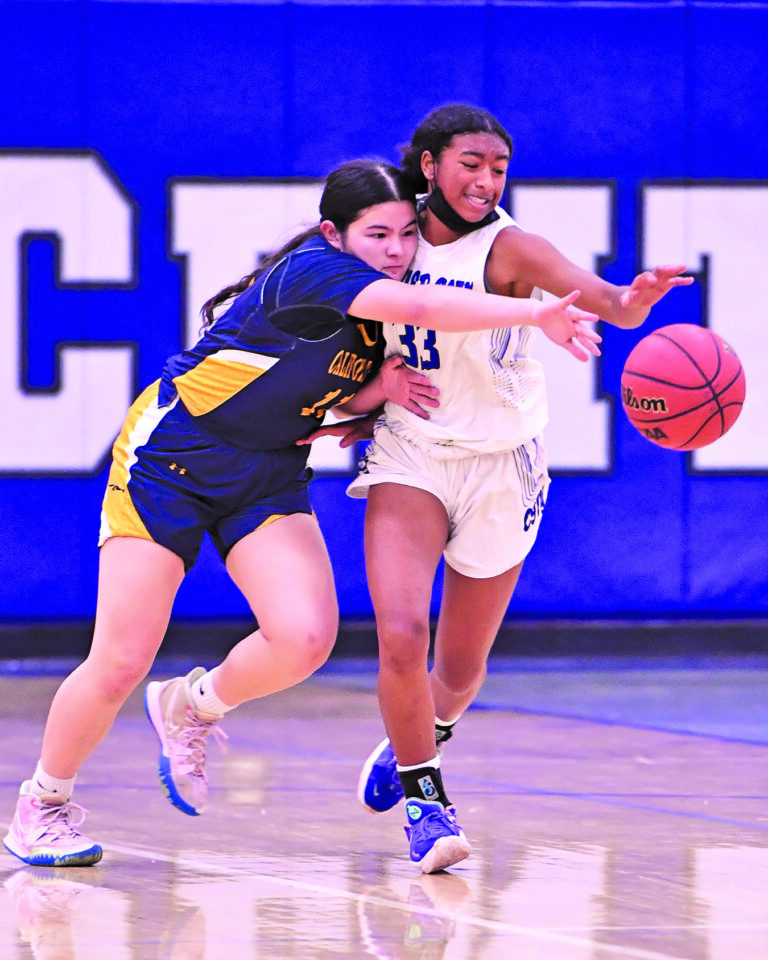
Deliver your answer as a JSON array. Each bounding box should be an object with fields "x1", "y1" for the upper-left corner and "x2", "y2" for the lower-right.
[
  {"x1": 139, "y1": 514, "x2": 338, "y2": 820},
  {"x1": 41, "y1": 537, "x2": 185, "y2": 779},
  {"x1": 213, "y1": 513, "x2": 338, "y2": 705},
  {"x1": 430, "y1": 561, "x2": 523, "y2": 723},
  {"x1": 365, "y1": 483, "x2": 448, "y2": 767}
]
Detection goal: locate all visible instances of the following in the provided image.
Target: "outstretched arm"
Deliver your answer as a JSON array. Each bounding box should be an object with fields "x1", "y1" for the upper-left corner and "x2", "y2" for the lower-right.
[
  {"x1": 486, "y1": 227, "x2": 693, "y2": 329},
  {"x1": 349, "y1": 276, "x2": 603, "y2": 339}
]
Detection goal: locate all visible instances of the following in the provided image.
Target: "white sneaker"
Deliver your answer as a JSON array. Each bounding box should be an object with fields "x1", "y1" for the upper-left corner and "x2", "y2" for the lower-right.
[
  {"x1": 3, "y1": 782, "x2": 103, "y2": 867},
  {"x1": 144, "y1": 667, "x2": 227, "y2": 815}
]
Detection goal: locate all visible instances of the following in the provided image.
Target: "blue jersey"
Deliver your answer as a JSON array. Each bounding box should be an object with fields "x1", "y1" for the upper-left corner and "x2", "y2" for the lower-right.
[
  {"x1": 158, "y1": 236, "x2": 386, "y2": 450},
  {"x1": 99, "y1": 235, "x2": 389, "y2": 569}
]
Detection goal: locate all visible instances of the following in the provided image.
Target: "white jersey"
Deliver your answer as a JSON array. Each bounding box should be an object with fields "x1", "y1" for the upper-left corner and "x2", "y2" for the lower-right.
[{"x1": 382, "y1": 207, "x2": 548, "y2": 457}]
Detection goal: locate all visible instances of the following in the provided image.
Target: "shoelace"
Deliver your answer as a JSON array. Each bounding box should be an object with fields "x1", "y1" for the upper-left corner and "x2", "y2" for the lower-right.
[
  {"x1": 413, "y1": 809, "x2": 461, "y2": 840},
  {"x1": 31, "y1": 799, "x2": 89, "y2": 844},
  {"x1": 172, "y1": 710, "x2": 229, "y2": 781}
]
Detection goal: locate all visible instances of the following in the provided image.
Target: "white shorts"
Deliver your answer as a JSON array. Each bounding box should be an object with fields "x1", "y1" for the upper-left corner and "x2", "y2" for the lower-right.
[{"x1": 346, "y1": 424, "x2": 550, "y2": 579}]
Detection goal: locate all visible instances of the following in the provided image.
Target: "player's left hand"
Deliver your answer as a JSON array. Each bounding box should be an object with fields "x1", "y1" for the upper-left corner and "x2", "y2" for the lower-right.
[
  {"x1": 379, "y1": 355, "x2": 440, "y2": 420},
  {"x1": 620, "y1": 265, "x2": 694, "y2": 310},
  {"x1": 534, "y1": 291, "x2": 602, "y2": 362}
]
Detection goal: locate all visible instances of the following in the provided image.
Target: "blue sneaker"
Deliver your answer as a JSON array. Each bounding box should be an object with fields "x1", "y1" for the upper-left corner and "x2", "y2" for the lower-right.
[
  {"x1": 357, "y1": 738, "x2": 404, "y2": 813},
  {"x1": 404, "y1": 799, "x2": 471, "y2": 874}
]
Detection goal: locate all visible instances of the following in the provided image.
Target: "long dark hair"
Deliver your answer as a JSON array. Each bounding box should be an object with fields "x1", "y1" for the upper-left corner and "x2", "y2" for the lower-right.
[
  {"x1": 400, "y1": 104, "x2": 514, "y2": 193},
  {"x1": 201, "y1": 159, "x2": 416, "y2": 327}
]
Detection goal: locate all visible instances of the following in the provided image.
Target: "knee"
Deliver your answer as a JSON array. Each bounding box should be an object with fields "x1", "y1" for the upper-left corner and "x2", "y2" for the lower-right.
[
  {"x1": 435, "y1": 659, "x2": 487, "y2": 697},
  {"x1": 299, "y1": 624, "x2": 336, "y2": 675},
  {"x1": 275, "y1": 615, "x2": 338, "y2": 679},
  {"x1": 377, "y1": 615, "x2": 430, "y2": 676},
  {"x1": 87, "y1": 648, "x2": 153, "y2": 702}
]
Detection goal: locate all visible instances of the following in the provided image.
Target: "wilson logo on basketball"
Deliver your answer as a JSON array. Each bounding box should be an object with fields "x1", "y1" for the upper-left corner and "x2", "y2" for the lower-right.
[
  {"x1": 621, "y1": 388, "x2": 668, "y2": 413},
  {"x1": 620, "y1": 323, "x2": 746, "y2": 451}
]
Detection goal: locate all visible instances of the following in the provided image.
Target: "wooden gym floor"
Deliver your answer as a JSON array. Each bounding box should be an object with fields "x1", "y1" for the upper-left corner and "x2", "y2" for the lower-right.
[{"x1": 0, "y1": 656, "x2": 766, "y2": 959}]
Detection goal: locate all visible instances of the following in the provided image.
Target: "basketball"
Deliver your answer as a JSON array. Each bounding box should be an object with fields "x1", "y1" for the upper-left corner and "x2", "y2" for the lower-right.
[{"x1": 621, "y1": 324, "x2": 746, "y2": 451}]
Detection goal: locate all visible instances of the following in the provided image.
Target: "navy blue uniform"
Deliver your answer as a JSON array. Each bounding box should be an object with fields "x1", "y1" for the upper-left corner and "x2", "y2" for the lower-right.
[{"x1": 100, "y1": 237, "x2": 386, "y2": 569}]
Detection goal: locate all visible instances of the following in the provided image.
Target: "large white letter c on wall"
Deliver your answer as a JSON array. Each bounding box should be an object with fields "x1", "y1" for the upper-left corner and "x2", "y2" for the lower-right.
[{"x1": 0, "y1": 152, "x2": 135, "y2": 473}]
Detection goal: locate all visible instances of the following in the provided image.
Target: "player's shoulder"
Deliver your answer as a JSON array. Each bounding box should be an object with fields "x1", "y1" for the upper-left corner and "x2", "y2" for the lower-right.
[
  {"x1": 484, "y1": 207, "x2": 519, "y2": 245},
  {"x1": 490, "y1": 216, "x2": 526, "y2": 253},
  {"x1": 263, "y1": 237, "x2": 360, "y2": 301},
  {"x1": 277, "y1": 235, "x2": 331, "y2": 275},
  {"x1": 289, "y1": 235, "x2": 381, "y2": 283},
  {"x1": 485, "y1": 215, "x2": 536, "y2": 284}
]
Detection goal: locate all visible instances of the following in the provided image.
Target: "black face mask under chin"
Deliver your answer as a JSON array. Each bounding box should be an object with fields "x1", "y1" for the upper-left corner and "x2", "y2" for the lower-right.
[{"x1": 424, "y1": 186, "x2": 499, "y2": 235}]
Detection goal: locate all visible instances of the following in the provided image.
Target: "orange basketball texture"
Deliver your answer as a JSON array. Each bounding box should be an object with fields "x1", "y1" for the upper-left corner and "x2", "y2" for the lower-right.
[{"x1": 620, "y1": 324, "x2": 746, "y2": 451}]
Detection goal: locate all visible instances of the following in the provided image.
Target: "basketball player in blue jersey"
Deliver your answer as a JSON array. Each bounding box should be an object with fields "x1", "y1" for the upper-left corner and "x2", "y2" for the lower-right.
[
  {"x1": 320, "y1": 106, "x2": 692, "y2": 874},
  {"x1": 3, "y1": 158, "x2": 601, "y2": 868}
]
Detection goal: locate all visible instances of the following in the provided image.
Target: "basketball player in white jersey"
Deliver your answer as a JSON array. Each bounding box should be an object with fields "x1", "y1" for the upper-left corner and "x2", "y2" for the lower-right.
[{"x1": 338, "y1": 104, "x2": 693, "y2": 874}]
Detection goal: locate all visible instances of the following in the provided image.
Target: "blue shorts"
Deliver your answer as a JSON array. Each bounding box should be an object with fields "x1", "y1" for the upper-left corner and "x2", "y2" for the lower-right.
[{"x1": 99, "y1": 382, "x2": 313, "y2": 571}]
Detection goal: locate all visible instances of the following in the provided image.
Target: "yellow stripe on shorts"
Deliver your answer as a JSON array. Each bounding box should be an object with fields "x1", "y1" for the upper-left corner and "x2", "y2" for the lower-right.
[{"x1": 99, "y1": 381, "x2": 163, "y2": 545}]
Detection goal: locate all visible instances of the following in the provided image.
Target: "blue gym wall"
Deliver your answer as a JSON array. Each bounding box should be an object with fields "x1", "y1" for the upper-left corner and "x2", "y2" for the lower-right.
[{"x1": 1, "y1": 0, "x2": 766, "y2": 639}]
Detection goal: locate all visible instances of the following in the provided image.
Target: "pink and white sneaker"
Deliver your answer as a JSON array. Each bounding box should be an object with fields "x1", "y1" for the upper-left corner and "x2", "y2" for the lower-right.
[
  {"x1": 3, "y1": 782, "x2": 103, "y2": 867},
  {"x1": 144, "y1": 667, "x2": 227, "y2": 816}
]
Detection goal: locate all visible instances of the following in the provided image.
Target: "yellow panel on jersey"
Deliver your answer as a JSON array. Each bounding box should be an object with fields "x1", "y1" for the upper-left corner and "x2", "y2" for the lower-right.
[
  {"x1": 172, "y1": 349, "x2": 279, "y2": 417},
  {"x1": 99, "y1": 381, "x2": 161, "y2": 545}
]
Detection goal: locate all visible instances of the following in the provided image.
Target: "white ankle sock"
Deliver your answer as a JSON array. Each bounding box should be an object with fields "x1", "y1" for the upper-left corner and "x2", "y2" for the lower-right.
[
  {"x1": 30, "y1": 761, "x2": 76, "y2": 802},
  {"x1": 435, "y1": 715, "x2": 460, "y2": 728},
  {"x1": 435, "y1": 715, "x2": 459, "y2": 747},
  {"x1": 189, "y1": 668, "x2": 234, "y2": 717},
  {"x1": 396, "y1": 754, "x2": 441, "y2": 773}
]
